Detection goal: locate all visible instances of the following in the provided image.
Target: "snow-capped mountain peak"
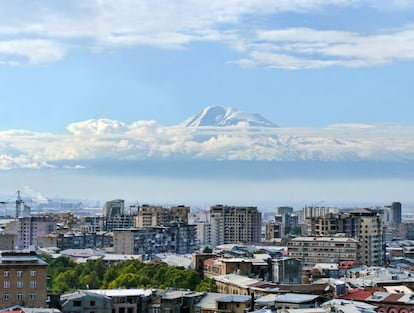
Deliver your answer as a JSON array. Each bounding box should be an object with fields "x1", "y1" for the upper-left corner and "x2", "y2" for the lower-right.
[{"x1": 179, "y1": 106, "x2": 278, "y2": 127}]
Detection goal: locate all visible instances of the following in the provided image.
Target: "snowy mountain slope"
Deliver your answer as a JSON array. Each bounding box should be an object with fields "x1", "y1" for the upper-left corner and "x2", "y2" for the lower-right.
[{"x1": 179, "y1": 106, "x2": 278, "y2": 127}]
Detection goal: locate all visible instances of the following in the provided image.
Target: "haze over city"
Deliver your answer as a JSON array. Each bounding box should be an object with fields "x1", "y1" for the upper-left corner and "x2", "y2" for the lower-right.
[{"x1": 1, "y1": 1, "x2": 414, "y2": 209}]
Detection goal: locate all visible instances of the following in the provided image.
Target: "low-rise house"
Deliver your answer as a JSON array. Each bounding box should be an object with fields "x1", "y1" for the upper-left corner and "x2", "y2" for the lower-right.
[
  {"x1": 254, "y1": 293, "x2": 321, "y2": 310},
  {"x1": 60, "y1": 289, "x2": 154, "y2": 313},
  {"x1": 160, "y1": 290, "x2": 205, "y2": 313},
  {"x1": 215, "y1": 295, "x2": 251, "y2": 313},
  {"x1": 60, "y1": 290, "x2": 112, "y2": 313}
]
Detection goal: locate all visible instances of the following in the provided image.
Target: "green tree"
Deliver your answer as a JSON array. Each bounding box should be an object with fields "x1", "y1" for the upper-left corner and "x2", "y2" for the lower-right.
[{"x1": 195, "y1": 278, "x2": 218, "y2": 292}]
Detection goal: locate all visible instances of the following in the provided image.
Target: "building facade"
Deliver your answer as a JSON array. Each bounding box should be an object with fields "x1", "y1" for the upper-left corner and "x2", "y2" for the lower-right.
[
  {"x1": 135, "y1": 205, "x2": 190, "y2": 228},
  {"x1": 0, "y1": 251, "x2": 48, "y2": 308},
  {"x1": 287, "y1": 236, "x2": 360, "y2": 267},
  {"x1": 307, "y1": 209, "x2": 385, "y2": 266},
  {"x1": 209, "y1": 205, "x2": 261, "y2": 247},
  {"x1": 113, "y1": 222, "x2": 198, "y2": 257}
]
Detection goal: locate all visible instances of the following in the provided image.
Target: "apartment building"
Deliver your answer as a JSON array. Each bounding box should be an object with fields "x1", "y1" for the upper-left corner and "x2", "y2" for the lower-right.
[
  {"x1": 113, "y1": 222, "x2": 198, "y2": 257},
  {"x1": 209, "y1": 205, "x2": 261, "y2": 247},
  {"x1": 5, "y1": 216, "x2": 57, "y2": 250},
  {"x1": 287, "y1": 236, "x2": 360, "y2": 267},
  {"x1": 134, "y1": 205, "x2": 190, "y2": 227},
  {"x1": 307, "y1": 209, "x2": 385, "y2": 266},
  {"x1": 0, "y1": 251, "x2": 48, "y2": 308}
]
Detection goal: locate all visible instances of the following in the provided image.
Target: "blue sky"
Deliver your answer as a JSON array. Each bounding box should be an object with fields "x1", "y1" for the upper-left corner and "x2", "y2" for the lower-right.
[{"x1": 1, "y1": 1, "x2": 414, "y2": 209}]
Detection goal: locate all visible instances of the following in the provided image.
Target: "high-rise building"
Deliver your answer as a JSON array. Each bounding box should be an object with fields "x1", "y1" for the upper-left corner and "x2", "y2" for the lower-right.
[
  {"x1": 390, "y1": 202, "x2": 402, "y2": 224},
  {"x1": 103, "y1": 199, "x2": 125, "y2": 218},
  {"x1": 134, "y1": 204, "x2": 190, "y2": 227},
  {"x1": 307, "y1": 208, "x2": 384, "y2": 266},
  {"x1": 5, "y1": 216, "x2": 57, "y2": 250},
  {"x1": 209, "y1": 205, "x2": 261, "y2": 247}
]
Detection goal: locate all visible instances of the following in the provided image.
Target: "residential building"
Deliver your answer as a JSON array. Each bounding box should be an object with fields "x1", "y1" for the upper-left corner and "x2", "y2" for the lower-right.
[
  {"x1": 209, "y1": 205, "x2": 261, "y2": 247},
  {"x1": 135, "y1": 205, "x2": 190, "y2": 228},
  {"x1": 0, "y1": 251, "x2": 48, "y2": 308},
  {"x1": 287, "y1": 236, "x2": 360, "y2": 267},
  {"x1": 5, "y1": 216, "x2": 57, "y2": 250},
  {"x1": 202, "y1": 257, "x2": 269, "y2": 280},
  {"x1": 0, "y1": 233, "x2": 17, "y2": 250},
  {"x1": 271, "y1": 258, "x2": 302, "y2": 284},
  {"x1": 60, "y1": 290, "x2": 112, "y2": 313},
  {"x1": 113, "y1": 222, "x2": 198, "y2": 257},
  {"x1": 60, "y1": 289, "x2": 154, "y2": 313},
  {"x1": 307, "y1": 209, "x2": 385, "y2": 266},
  {"x1": 37, "y1": 231, "x2": 113, "y2": 250},
  {"x1": 254, "y1": 293, "x2": 321, "y2": 310}
]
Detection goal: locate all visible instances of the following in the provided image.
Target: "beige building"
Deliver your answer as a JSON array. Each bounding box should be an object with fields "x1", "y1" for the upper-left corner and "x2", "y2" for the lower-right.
[
  {"x1": 307, "y1": 209, "x2": 385, "y2": 266},
  {"x1": 0, "y1": 251, "x2": 48, "y2": 308},
  {"x1": 287, "y1": 236, "x2": 360, "y2": 267},
  {"x1": 209, "y1": 205, "x2": 261, "y2": 247},
  {"x1": 134, "y1": 205, "x2": 189, "y2": 227},
  {"x1": 6, "y1": 216, "x2": 57, "y2": 250}
]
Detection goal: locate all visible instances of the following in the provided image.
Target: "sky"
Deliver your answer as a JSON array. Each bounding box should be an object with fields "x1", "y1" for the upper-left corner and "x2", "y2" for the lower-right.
[{"x1": 1, "y1": 0, "x2": 414, "y2": 210}]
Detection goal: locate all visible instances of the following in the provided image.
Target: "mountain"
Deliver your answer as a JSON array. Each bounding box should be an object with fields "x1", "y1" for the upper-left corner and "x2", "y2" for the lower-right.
[{"x1": 179, "y1": 106, "x2": 278, "y2": 127}]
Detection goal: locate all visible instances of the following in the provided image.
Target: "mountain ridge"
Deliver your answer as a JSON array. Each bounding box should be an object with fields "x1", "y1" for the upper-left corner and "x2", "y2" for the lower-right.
[{"x1": 179, "y1": 106, "x2": 278, "y2": 127}]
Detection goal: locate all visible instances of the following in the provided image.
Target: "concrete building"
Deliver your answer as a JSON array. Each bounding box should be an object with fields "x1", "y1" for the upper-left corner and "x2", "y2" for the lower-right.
[
  {"x1": 0, "y1": 251, "x2": 48, "y2": 308},
  {"x1": 60, "y1": 289, "x2": 154, "y2": 313},
  {"x1": 5, "y1": 216, "x2": 57, "y2": 250},
  {"x1": 103, "y1": 199, "x2": 125, "y2": 218},
  {"x1": 307, "y1": 209, "x2": 385, "y2": 266},
  {"x1": 265, "y1": 213, "x2": 299, "y2": 240},
  {"x1": 287, "y1": 236, "x2": 360, "y2": 267},
  {"x1": 209, "y1": 205, "x2": 261, "y2": 248},
  {"x1": 60, "y1": 290, "x2": 112, "y2": 313},
  {"x1": 135, "y1": 205, "x2": 190, "y2": 228},
  {"x1": 113, "y1": 222, "x2": 198, "y2": 257},
  {"x1": 389, "y1": 202, "x2": 402, "y2": 225},
  {"x1": 271, "y1": 258, "x2": 302, "y2": 284}
]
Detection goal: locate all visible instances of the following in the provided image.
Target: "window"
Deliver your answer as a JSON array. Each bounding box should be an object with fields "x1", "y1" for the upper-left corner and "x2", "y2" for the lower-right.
[
  {"x1": 74, "y1": 301, "x2": 81, "y2": 307},
  {"x1": 3, "y1": 271, "x2": 9, "y2": 277},
  {"x1": 90, "y1": 300, "x2": 95, "y2": 306},
  {"x1": 30, "y1": 270, "x2": 36, "y2": 277},
  {"x1": 3, "y1": 294, "x2": 9, "y2": 300},
  {"x1": 17, "y1": 281, "x2": 23, "y2": 288},
  {"x1": 30, "y1": 293, "x2": 36, "y2": 300},
  {"x1": 30, "y1": 281, "x2": 37, "y2": 288},
  {"x1": 4, "y1": 281, "x2": 10, "y2": 288},
  {"x1": 17, "y1": 271, "x2": 23, "y2": 277},
  {"x1": 17, "y1": 294, "x2": 23, "y2": 300}
]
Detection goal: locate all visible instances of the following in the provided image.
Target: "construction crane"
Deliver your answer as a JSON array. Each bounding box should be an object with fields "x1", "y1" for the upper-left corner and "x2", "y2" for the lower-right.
[{"x1": 0, "y1": 190, "x2": 29, "y2": 219}]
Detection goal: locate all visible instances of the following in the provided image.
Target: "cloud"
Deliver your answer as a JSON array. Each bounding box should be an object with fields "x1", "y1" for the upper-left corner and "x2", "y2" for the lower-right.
[
  {"x1": 233, "y1": 25, "x2": 414, "y2": 69},
  {"x1": 1, "y1": 118, "x2": 414, "y2": 171},
  {"x1": 0, "y1": 39, "x2": 65, "y2": 64},
  {"x1": 1, "y1": 1, "x2": 414, "y2": 67}
]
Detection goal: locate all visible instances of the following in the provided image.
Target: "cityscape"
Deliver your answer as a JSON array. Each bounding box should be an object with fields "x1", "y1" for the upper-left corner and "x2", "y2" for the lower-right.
[{"x1": 2, "y1": 1, "x2": 414, "y2": 313}]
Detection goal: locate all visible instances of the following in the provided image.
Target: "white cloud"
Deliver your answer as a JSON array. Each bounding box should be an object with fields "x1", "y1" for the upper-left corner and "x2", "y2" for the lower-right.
[
  {"x1": 1, "y1": 118, "x2": 414, "y2": 170},
  {"x1": 0, "y1": 1, "x2": 413, "y2": 67},
  {"x1": 233, "y1": 25, "x2": 414, "y2": 69},
  {"x1": 0, "y1": 39, "x2": 65, "y2": 64}
]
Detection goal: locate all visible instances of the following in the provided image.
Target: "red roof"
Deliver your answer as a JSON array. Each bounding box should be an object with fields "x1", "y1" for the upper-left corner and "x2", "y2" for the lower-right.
[
  {"x1": 204, "y1": 258, "x2": 218, "y2": 265},
  {"x1": 383, "y1": 293, "x2": 405, "y2": 303},
  {"x1": 341, "y1": 290, "x2": 373, "y2": 301}
]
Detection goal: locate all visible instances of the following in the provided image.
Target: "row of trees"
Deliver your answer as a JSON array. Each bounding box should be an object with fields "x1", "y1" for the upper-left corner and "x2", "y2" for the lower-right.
[{"x1": 41, "y1": 254, "x2": 217, "y2": 294}]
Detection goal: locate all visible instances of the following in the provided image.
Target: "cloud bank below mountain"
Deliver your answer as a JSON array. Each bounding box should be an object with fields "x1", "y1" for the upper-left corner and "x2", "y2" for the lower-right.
[{"x1": 1, "y1": 107, "x2": 414, "y2": 180}]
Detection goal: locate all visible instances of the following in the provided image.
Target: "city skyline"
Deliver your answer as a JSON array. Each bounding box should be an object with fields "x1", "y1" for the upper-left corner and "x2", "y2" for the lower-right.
[{"x1": 1, "y1": 1, "x2": 414, "y2": 208}]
